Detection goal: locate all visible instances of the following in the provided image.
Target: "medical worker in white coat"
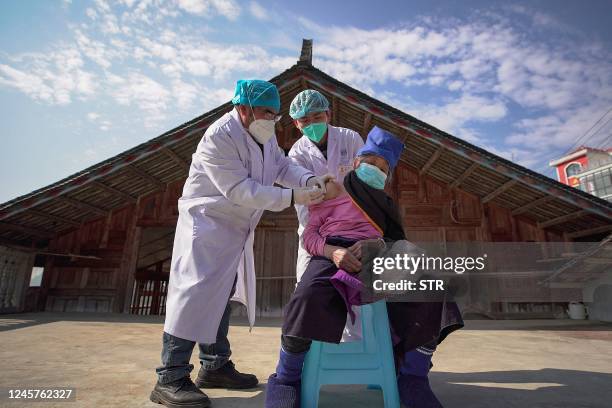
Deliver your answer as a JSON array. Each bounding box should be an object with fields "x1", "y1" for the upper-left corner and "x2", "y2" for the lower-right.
[
  {"x1": 287, "y1": 89, "x2": 365, "y2": 340},
  {"x1": 151, "y1": 80, "x2": 330, "y2": 408}
]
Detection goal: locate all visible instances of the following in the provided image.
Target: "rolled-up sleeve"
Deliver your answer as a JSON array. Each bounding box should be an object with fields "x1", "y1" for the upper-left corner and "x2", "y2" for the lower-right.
[{"x1": 302, "y1": 206, "x2": 327, "y2": 256}]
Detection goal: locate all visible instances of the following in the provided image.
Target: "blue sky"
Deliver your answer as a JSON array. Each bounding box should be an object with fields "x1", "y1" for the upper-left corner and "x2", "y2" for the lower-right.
[{"x1": 1, "y1": 0, "x2": 611, "y2": 203}]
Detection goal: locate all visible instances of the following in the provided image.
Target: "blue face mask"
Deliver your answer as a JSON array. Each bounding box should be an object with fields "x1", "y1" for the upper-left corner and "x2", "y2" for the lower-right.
[{"x1": 355, "y1": 163, "x2": 387, "y2": 190}]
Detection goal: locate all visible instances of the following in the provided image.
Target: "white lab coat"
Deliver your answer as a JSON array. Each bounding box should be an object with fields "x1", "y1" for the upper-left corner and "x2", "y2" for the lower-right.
[
  {"x1": 164, "y1": 108, "x2": 313, "y2": 344},
  {"x1": 288, "y1": 125, "x2": 365, "y2": 341}
]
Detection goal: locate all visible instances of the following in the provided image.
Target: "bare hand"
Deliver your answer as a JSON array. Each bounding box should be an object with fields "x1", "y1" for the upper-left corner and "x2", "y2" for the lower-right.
[
  {"x1": 348, "y1": 241, "x2": 363, "y2": 259},
  {"x1": 331, "y1": 247, "x2": 362, "y2": 273}
]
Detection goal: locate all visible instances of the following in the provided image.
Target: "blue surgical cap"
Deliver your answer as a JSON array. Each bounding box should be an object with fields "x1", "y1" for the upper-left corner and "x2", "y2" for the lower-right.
[
  {"x1": 289, "y1": 89, "x2": 330, "y2": 119},
  {"x1": 357, "y1": 126, "x2": 405, "y2": 170},
  {"x1": 232, "y1": 79, "x2": 280, "y2": 112}
]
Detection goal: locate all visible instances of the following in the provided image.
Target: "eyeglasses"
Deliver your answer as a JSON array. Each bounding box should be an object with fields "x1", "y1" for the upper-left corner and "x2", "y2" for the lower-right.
[
  {"x1": 269, "y1": 113, "x2": 283, "y2": 122},
  {"x1": 253, "y1": 109, "x2": 283, "y2": 123}
]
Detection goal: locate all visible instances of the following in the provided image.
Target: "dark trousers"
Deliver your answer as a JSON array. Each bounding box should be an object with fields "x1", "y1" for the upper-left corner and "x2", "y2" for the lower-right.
[{"x1": 155, "y1": 276, "x2": 236, "y2": 384}]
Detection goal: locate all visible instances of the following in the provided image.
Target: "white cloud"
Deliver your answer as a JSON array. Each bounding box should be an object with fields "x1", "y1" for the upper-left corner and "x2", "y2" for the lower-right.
[
  {"x1": 310, "y1": 18, "x2": 611, "y2": 113},
  {"x1": 175, "y1": 0, "x2": 241, "y2": 20},
  {"x1": 139, "y1": 37, "x2": 178, "y2": 60},
  {"x1": 86, "y1": 8, "x2": 98, "y2": 20},
  {"x1": 74, "y1": 29, "x2": 116, "y2": 68},
  {"x1": 0, "y1": 0, "x2": 291, "y2": 120},
  {"x1": 249, "y1": 1, "x2": 267, "y2": 20},
  {"x1": 99, "y1": 120, "x2": 112, "y2": 131},
  {"x1": 2, "y1": 1, "x2": 610, "y2": 179},
  {"x1": 184, "y1": 59, "x2": 211, "y2": 76},
  {"x1": 87, "y1": 112, "x2": 100, "y2": 120},
  {"x1": 172, "y1": 79, "x2": 200, "y2": 109},
  {"x1": 0, "y1": 46, "x2": 97, "y2": 105},
  {"x1": 386, "y1": 93, "x2": 507, "y2": 136},
  {"x1": 302, "y1": 12, "x2": 612, "y2": 174},
  {"x1": 105, "y1": 71, "x2": 125, "y2": 85},
  {"x1": 111, "y1": 72, "x2": 171, "y2": 123},
  {"x1": 0, "y1": 64, "x2": 55, "y2": 103},
  {"x1": 118, "y1": 0, "x2": 138, "y2": 7},
  {"x1": 507, "y1": 105, "x2": 612, "y2": 150}
]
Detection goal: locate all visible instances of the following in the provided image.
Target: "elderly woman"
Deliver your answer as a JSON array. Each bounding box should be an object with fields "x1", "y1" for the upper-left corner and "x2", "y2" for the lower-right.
[{"x1": 265, "y1": 127, "x2": 463, "y2": 408}]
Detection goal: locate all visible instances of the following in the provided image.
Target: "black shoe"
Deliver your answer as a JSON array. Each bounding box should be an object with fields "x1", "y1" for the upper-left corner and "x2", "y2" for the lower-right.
[
  {"x1": 195, "y1": 360, "x2": 259, "y2": 389},
  {"x1": 150, "y1": 376, "x2": 211, "y2": 408}
]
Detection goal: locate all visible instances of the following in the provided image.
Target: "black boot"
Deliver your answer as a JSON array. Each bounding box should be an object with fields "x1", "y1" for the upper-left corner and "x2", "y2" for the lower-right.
[
  {"x1": 195, "y1": 360, "x2": 259, "y2": 389},
  {"x1": 150, "y1": 376, "x2": 211, "y2": 408}
]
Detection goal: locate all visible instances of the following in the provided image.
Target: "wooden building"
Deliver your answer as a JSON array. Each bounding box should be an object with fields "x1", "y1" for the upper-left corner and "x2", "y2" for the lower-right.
[{"x1": 1, "y1": 41, "x2": 611, "y2": 318}]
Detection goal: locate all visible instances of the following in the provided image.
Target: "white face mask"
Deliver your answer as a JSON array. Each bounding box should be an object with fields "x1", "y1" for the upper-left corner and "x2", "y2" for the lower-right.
[{"x1": 248, "y1": 119, "x2": 276, "y2": 144}]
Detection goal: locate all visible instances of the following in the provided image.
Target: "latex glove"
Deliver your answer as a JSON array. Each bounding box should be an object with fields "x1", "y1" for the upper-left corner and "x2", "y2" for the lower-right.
[
  {"x1": 306, "y1": 173, "x2": 335, "y2": 193},
  {"x1": 293, "y1": 186, "x2": 324, "y2": 206}
]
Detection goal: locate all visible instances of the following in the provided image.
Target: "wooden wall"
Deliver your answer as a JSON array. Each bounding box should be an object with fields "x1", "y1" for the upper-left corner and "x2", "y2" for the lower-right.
[
  {"x1": 37, "y1": 179, "x2": 184, "y2": 313},
  {"x1": 0, "y1": 245, "x2": 35, "y2": 313},
  {"x1": 35, "y1": 160, "x2": 577, "y2": 317},
  {"x1": 392, "y1": 162, "x2": 579, "y2": 317}
]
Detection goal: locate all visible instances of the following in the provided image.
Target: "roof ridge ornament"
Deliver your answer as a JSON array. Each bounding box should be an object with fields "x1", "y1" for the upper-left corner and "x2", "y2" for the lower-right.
[{"x1": 298, "y1": 38, "x2": 313, "y2": 66}]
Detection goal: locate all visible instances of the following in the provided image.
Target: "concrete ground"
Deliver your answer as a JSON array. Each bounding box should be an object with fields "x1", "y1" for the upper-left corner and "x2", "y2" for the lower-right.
[{"x1": 0, "y1": 313, "x2": 611, "y2": 408}]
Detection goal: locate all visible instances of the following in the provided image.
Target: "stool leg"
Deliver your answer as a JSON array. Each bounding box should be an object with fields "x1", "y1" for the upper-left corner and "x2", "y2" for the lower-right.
[
  {"x1": 382, "y1": 385, "x2": 401, "y2": 408},
  {"x1": 375, "y1": 301, "x2": 401, "y2": 408},
  {"x1": 301, "y1": 342, "x2": 322, "y2": 408}
]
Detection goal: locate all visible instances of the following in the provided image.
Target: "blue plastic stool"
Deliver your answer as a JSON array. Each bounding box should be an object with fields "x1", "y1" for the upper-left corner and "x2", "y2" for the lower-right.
[{"x1": 301, "y1": 300, "x2": 400, "y2": 408}]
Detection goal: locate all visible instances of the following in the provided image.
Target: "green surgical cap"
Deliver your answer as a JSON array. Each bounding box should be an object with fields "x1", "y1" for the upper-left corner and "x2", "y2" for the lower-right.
[
  {"x1": 289, "y1": 89, "x2": 330, "y2": 120},
  {"x1": 231, "y1": 79, "x2": 280, "y2": 112}
]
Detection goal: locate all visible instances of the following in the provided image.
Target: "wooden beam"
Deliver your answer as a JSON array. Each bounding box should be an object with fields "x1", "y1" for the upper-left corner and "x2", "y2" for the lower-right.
[
  {"x1": 361, "y1": 113, "x2": 372, "y2": 138},
  {"x1": 283, "y1": 126, "x2": 294, "y2": 148},
  {"x1": 27, "y1": 209, "x2": 81, "y2": 228},
  {"x1": 482, "y1": 179, "x2": 518, "y2": 203},
  {"x1": 584, "y1": 257, "x2": 612, "y2": 265},
  {"x1": 119, "y1": 201, "x2": 142, "y2": 313},
  {"x1": 161, "y1": 147, "x2": 190, "y2": 172},
  {"x1": 400, "y1": 128, "x2": 411, "y2": 145},
  {"x1": 0, "y1": 237, "x2": 37, "y2": 248},
  {"x1": 512, "y1": 195, "x2": 554, "y2": 216},
  {"x1": 547, "y1": 282, "x2": 584, "y2": 289},
  {"x1": 0, "y1": 221, "x2": 55, "y2": 238},
  {"x1": 538, "y1": 210, "x2": 589, "y2": 229},
  {"x1": 449, "y1": 162, "x2": 479, "y2": 189},
  {"x1": 90, "y1": 181, "x2": 136, "y2": 203},
  {"x1": 332, "y1": 96, "x2": 339, "y2": 127},
  {"x1": 275, "y1": 121, "x2": 284, "y2": 133},
  {"x1": 58, "y1": 196, "x2": 107, "y2": 217},
  {"x1": 125, "y1": 165, "x2": 165, "y2": 188},
  {"x1": 47, "y1": 288, "x2": 116, "y2": 297},
  {"x1": 568, "y1": 225, "x2": 612, "y2": 239},
  {"x1": 140, "y1": 230, "x2": 176, "y2": 249},
  {"x1": 419, "y1": 146, "x2": 444, "y2": 175}
]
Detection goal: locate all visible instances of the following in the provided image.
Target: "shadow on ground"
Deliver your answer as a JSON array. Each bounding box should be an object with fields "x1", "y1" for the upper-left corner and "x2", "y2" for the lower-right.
[
  {"x1": 431, "y1": 368, "x2": 612, "y2": 408},
  {"x1": 251, "y1": 368, "x2": 612, "y2": 408}
]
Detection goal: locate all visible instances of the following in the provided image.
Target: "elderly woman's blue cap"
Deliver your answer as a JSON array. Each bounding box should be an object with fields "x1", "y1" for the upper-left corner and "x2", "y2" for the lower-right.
[
  {"x1": 357, "y1": 126, "x2": 405, "y2": 170},
  {"x1": 231, "y1": 79, "x2": 280, "y2": 112}
]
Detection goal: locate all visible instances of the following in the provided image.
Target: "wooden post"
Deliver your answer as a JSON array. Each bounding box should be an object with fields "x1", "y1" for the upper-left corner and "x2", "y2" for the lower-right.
[
  {"x1": 115, "y1": 200, "x2": 142, "y2": 313},
  {"x1": 38, "y1": 256, "x2": 55, "y2": 311},
  {"x1": 100, "y1": 212, "x2": 112, "y2": 249},
  {"x1": 331, "y1": 96, "x2": 339, "y2": 127}
]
